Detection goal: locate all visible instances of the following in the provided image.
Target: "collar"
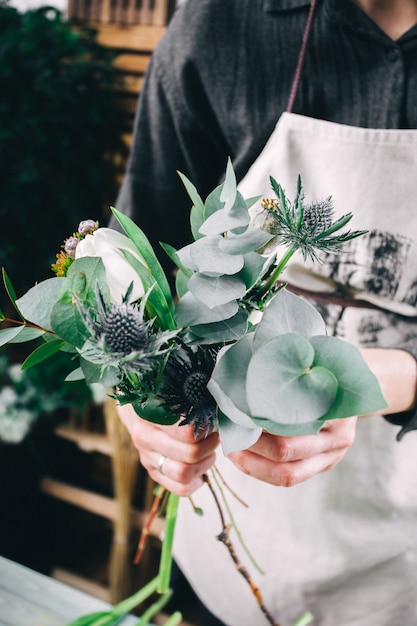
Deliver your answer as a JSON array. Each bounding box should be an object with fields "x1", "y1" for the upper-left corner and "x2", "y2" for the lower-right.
[{"x1": 263, "y1": 0, "x2": 310, "y2": 12}]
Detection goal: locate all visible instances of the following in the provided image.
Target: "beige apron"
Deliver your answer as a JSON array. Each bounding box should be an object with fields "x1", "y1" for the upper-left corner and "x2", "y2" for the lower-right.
[{"x1": 173, "y1": 112, "x2": 417, "y2": 626}]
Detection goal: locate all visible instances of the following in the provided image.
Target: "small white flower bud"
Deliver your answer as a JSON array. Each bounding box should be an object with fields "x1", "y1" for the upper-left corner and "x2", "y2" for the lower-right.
[
  {"x1": 78, "y1": 219, "x2": 98, "y2": 235},
  {"x1": 64, "y1": 236, "x2": 80, "y2": 258}
]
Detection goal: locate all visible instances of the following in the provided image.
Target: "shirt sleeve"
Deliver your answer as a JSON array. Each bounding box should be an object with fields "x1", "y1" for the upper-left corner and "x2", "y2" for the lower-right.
[
  {"x1": 110, "y1": 8, "x2": 232, "y2": 280},
  {"x1": 383, "y1": 345, "x2": 417, "y2": 440}
]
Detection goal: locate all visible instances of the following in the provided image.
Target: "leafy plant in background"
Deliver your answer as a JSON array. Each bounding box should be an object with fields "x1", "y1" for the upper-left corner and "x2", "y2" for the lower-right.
[
  {"x1": 0, "y1": 161, "x2": 387, "y2": 625},
  {"x1": 0, "y1": 351, "x2": 96, "y2": 444},
  {"x1": 0, "y1": 1, "x2": 128, "y2": 299}
]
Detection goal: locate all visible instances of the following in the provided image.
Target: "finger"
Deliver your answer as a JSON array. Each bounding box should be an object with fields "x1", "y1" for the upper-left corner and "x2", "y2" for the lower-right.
[
  {"x1": 146, "y1": 449, "x2": 217, "y2": 496},
  {"x1": 229, "y1": 445, "x2": 351, "y2": 488},
  {"x1": 244, "y1": 417, "x2": 357, "y2": 463}
]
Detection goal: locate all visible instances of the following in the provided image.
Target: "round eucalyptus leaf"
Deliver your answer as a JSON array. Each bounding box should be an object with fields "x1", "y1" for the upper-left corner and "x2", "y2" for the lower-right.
[
  {"x1": 190, "y1": 308, "x2": 248, "y2": 342},
  {"x1": 207, "y1": 335, "x2": 254, "y2": 428},
  {"x1": 247, "y1": 333, "x2": 338, "y2": 424},
  {"x1": 218, "y1": 410, "x2": 262, "y2": 455},
  {"x1": 175, "y1": 292, "x2": 238, "y2": 326},
  {"x1": 189, "y1": 235, "x2": 244, "y2": 275},
  {"x1": 16, "y1": 277, "x2": 65, "y2": 330},
  {"x1": 310, "y1": 335, "x2": 387, "y2": 418},
  {"x1": 254, "y1": 289, "x2": 326, "y2": 349},
  {"x1": 188, "y1": 273, "x2": 246, "y2": 308},
  {"x1": 250, "y1": 415, "x2": 325, "y2": 437},
  {"x1": 219, "y1": 228, "x2": 274, "y2": 255}
]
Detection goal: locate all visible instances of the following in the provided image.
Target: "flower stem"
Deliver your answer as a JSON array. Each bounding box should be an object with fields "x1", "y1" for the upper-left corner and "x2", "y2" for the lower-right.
[
  {"x1": 110, "y1": 576, "x2": 160, "y2": 617},
  {"x1": 157, "y1": 492, "x2": 180, "y2": 594},
  {"x1": 259, "y1": 247, "x2": 296, "y2": 298},
  {"x1": 135, "y1": 588, "x2": 174, "y2": 625},
  {"x1": 292, "y1": 612, "x2": 314, "y2": 626}
]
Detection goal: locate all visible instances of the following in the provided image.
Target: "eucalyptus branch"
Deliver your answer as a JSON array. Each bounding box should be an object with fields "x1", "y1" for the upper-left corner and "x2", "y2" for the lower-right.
[
  {"x1": 211, "y1": 468, "x2": 264, "y2": 575},
  {"x1": 0, "y1": 316, "x2": 54, "y2": 334},
  {"x1": 203, "y1": 474, "x2": 280, "y2": 626},
  {"x1": 134, "y1": 485, "x2": 167, "y2": 565}
]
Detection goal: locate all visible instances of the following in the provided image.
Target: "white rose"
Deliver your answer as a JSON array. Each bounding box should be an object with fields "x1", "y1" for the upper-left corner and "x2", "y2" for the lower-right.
[{"x1": 75, "y1": 228, "x2": 147, "y2": 303}]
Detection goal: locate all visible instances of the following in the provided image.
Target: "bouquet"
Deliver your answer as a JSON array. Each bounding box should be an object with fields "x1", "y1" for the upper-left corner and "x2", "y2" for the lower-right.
[{"x1": 0, "y1": 160, "x2": 387, "y2": 626}]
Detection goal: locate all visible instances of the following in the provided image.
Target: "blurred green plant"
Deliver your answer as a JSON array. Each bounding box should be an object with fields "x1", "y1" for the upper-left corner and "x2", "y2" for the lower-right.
[
  {"x1": 0, "y1": 1, "x2": 128, "y2": 298},
  {"x1": 0, "y1": 350, "x2": 98, "y2": 444}
]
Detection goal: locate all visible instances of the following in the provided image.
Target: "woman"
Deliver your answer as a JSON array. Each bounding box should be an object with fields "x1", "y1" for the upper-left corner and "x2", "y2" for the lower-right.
[{"x1": 114, "y1": 1, "x2": 417, "y2": 624}]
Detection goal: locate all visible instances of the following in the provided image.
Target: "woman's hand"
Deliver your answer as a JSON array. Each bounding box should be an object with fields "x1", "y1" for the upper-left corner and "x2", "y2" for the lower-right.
[
  {"x1": 117, "y1": 403, "x2": 220, "y2": 496},
  {"x1": 227, "y1": 416, "x2": 357, "y2": 487}
]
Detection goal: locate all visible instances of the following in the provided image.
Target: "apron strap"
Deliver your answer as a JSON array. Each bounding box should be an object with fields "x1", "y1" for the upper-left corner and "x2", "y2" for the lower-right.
[{"x1": 286, "y1": 0, "x2": 320, "y2": 113}]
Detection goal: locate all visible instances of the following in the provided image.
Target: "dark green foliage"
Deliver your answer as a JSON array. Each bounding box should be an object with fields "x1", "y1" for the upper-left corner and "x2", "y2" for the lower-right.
[{"x1": 0, "y1": 2, "x2": 128, "y2": 296}]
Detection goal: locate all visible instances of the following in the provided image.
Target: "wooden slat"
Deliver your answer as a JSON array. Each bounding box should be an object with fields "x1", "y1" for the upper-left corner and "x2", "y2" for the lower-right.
[
  {"x1": 113, "y1": 53, "x2": 152, "y2": 73},
  {"x1": 40, "y1": 477, "x2": 165, "y2": 538},
  {"x1": 54, "y1": 425, "x2": 113, "y2": 455},
  {"x1": 153, "y1": 0, "x2": 169, "y2": 26},
  {"x1": 92, "y1": 23, "x2": 165, "y2": 51},
  {"x1": 68, "y1": 0, "x2": 170, "y2": 26},
  {"x1": 52, "y1": 568, "x2": 110, "y2": 602}
]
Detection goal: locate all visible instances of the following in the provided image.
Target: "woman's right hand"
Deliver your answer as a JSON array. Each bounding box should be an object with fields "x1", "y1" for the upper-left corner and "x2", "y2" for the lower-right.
[{"x1": 117, "y1": 403, "x2": 220, "y2": 496}]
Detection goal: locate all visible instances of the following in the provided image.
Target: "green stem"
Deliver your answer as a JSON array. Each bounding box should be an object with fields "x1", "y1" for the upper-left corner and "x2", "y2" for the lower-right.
[
  {"x1": 136, "y1": 589, "x2": 173, "y2": 626},
  {"x1": 259, "y1": 247, "x2": 296, "y2": 299},
  {"x1": 157, "y1": 492, "x2": 180, "y2": 594},
  {"x1": 292, "y1": 611, "x2": 314, "y2": 626},
  {"x1": 163, "y1": 612, "x2": 183, "y2": 626},
  {"x1": 111, "y1": 576, "x2": 160, "y2": 618}
]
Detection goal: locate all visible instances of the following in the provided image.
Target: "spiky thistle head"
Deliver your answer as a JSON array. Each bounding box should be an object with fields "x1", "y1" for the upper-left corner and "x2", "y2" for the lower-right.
[
  {"x1": 267, "y1": 175, "x2": 367, "y2": 262},
  {"x1": 78, "y1": 285, "x2": 178, "y2": 388},
  {"x1": 158, "y1": 341, "x2": 218, "y2": 437},
  {"x1": 97, "y1": 302, "x2": 150, "y2": 356}
]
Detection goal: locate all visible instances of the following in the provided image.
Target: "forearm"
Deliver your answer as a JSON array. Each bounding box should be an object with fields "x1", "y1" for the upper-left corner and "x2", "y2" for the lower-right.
[{"x1": 362, "y1": 348, "x2": 417, "y2": 416}]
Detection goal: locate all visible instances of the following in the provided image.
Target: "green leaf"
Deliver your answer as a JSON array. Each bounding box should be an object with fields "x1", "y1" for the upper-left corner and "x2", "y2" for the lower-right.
[
  {"x1": 185, "y1": 235, "x2": 244, "y2": 275},
  {"x1": 310, "y1": 335, "x2": 388, "y2": 419},
  {"x1": 188, "y1": 273, "x2": 246, "y2": 308},
  {"x1": 219, "y1": 229, "x2": 274, "y2": 255},
  {"x1": 111, "y1": 207, "x2": 174, "y2": 314},
  {"x1": 254, "y1": 288, "x2": 326, "y2": 349},
  {"x1": 132, "y1": 397, "x2": 178, "y2": 425},
  {"x1": 199, "y1": 198, "x2": 250, "y2": 236},
  {"x1": 246, "y1": 333, "x2": 338, "y2": 423},
  {"x1": 2, "y1": 268, "x2": 23, "y2": 318},
  {"x1": 0, "y1": 325, "x2": 26, "y2": 347},
  {"x1": 219, "y1": 157, "x2": 237, "y2": 213},
  {"x1": 207, "y1": 336, "x2": 255, "y2": 429},
  {"x1": 120, "y1": 249, "x2": 176, "y2": 331},
  {"x1": 67, "y1": 257, "x2": 110, "y2": 304},
  {"x1": 8, "y1": 326, "x2": 45, "y2": 343},
  {"x1": 65, "y1": 367, "x2": 85, "y2": 382},
  {"x1": 190, "y1": 308, "x2": 248, "y2": 343},
  {"x1": 159, "y1": 242, "x2": 193, "y2": 278},
  {"x1": 238, "y1": 252, "x2": 267, "y2": 290},
  {"x1": 79, "y1": 357, "x2": 120, "y2": 388},
  {"x1": 203, "y1": 184, "x2": 224, "y2": 220},
  {"x1": 174, "y1": 292, "x2": 238, "y2": 326},
  {"x1": 21, "y1": 339, "x2": 67, "y2": 369},
  {"x1": 16, "y1": 277, "x2": 65, "y2": 330},
  {"x1": 175, "y1": 269, "x2": 190, "y2": 299},
  {"x1": 218, "y1": 410, "x2": 262, "y2": 455},
  {"x1": 177, "y1": 170, "x2": 205, "y2": 217},
  {"x1": 51, "y1": 299, "x2": 89, "y2": 348}
]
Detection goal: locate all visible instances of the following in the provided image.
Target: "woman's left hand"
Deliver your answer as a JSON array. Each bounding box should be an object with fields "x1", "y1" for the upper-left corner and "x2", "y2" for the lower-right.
[{"x1": 227, "y1": 416, "x2": 357, "y2": 487}]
